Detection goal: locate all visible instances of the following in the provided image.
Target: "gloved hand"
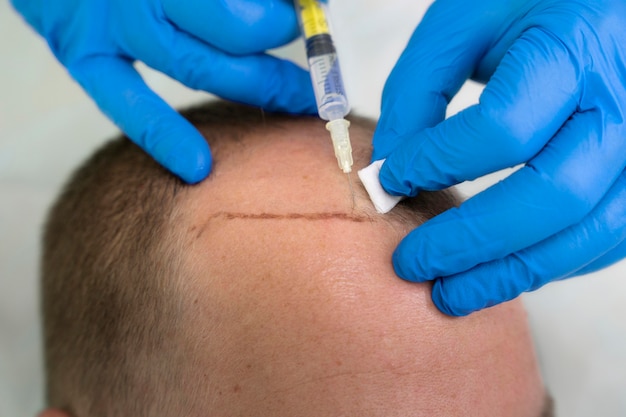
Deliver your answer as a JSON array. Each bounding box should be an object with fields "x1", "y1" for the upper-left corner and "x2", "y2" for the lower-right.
[
  {"x1": 373, "y1": 0, "x2": 626, "y2": 316},
  {"x1": 11, "y1": 0, "x2": 316, "y2": 183}
]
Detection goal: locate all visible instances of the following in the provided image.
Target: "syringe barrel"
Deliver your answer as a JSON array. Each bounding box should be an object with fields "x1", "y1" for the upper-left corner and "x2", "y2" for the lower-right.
[
  {"x1": 308, "y1": 52, "x2": 349, "y2": 120},
  {"x1": 294, "y1": 0, "x2": 350, "y2": 121}
]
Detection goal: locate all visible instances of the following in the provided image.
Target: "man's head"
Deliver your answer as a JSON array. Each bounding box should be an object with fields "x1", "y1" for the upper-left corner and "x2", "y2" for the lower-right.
[{"x1": 41, "y1": 101, "x2": 548, "y2": 416}]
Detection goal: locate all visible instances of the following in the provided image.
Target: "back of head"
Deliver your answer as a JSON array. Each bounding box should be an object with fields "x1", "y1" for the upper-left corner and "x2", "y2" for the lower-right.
[{"x1": 42, "y1": 101, "x2": 545, "y2": 417}]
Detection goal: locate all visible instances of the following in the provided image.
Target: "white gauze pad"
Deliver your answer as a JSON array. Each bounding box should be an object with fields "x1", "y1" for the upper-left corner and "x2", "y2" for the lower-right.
[{"x1": 357, "y1": 159, "x2": 404, "y2": 214}]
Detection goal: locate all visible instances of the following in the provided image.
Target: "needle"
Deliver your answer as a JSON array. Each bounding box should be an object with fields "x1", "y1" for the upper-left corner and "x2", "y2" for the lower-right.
[{"x1": 347, "y1": 171, "x2": 356, "y2": 209}]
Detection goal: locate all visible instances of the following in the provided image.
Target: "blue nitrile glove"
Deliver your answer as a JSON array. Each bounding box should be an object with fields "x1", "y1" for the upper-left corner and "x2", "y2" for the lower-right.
[
  {"x1": 11, "y1": 0, "x2": 317, "y2": 183},
  {"x1": 373, "y1": 0, "x2": 626, "y2": 316}
]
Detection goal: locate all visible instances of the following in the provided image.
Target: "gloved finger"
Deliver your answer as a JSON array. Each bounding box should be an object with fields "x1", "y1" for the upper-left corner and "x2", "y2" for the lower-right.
[
  {"x1": 430, "y1": 170, "x2": 626, "y2": 317},
  {"x1": 379, "y1": 27, "x2": 579, "y2": 194},
  {"x1": 136, "y1": 24, "x2": 316, "y2": 114},
  {"x1": 162, "y1": 0, "x2": 299, "y2": 55},
  {"x1": 569, "y1": 174, "x2": 626, "y2": 276},
  {"x1": 392, "y1": 109, "x2": 625, "y2": 281},
  {"x1": 69, "y1": 56, "x2": 211, "y2": 183},
  {"x1": 372, "y1": 0, "x2": 497, "y2": 160},
  {"x1": 570, "y1": 239, "x2": 626, "y2": 277}
]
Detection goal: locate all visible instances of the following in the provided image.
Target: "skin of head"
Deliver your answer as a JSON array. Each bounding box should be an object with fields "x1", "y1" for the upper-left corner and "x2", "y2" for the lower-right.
[{"x1": 40, "y1": 101, "x2": 548, "y2": 417}]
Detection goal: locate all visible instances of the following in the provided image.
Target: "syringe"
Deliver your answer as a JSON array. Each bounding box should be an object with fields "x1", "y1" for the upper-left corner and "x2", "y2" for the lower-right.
[{"x1": 293, "y1": 0, "x2": 353, "y2": 174}]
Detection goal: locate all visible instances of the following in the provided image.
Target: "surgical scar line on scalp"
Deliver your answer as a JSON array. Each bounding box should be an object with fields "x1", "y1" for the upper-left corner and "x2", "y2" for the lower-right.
[
  {"x1": 217, "y1": 211, "x2": 371, "y2": 222},
  {"x1": 194, "y1": 211, "x2": 373, "y2": 239}
]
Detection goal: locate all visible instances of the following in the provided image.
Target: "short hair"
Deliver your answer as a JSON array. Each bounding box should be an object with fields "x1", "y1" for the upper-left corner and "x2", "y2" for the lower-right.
[{"x1": 41, "y1": 101, "x2": 462, "y2": 416}]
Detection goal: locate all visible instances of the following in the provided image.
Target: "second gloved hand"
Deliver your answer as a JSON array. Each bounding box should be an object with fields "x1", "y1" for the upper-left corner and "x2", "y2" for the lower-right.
[
  {"x1": 373, "y1": 0, "x2": 626, "y2": 316},
  {"x1": 11, "y1": 0, "x2": 317, "y2": 183}
]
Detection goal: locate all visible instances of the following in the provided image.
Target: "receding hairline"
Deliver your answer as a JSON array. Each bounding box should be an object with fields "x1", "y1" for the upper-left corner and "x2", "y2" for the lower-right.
[{"x1": 177, "y1": 100, "x2": 461, "y2": 229}]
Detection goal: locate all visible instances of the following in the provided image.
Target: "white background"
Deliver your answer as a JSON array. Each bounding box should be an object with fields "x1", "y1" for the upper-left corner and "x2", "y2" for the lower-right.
[{"x1": 1, "y1": 0, "x2": 625, "y2": 415}]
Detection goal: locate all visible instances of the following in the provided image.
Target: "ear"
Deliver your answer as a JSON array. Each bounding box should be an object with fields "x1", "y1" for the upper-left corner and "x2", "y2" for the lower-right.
[{"x1": 37, "y1": 409, "x2": 71, "y2": 417}]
